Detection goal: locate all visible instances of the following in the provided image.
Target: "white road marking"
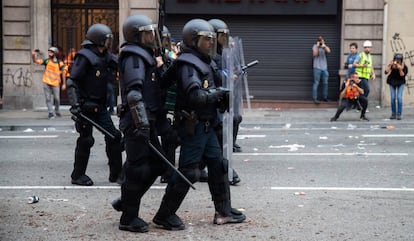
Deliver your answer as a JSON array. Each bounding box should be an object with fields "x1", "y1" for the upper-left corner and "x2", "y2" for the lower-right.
[
  {"x1": 0, "y1": 135, "x2": 58, "y2": 139},
  {"x1": 237, "y1": 134, "x2": 266, "y2": 139},
  {"x1": 0, "y1": 185, "x2": 165, "y2": 190},
  {"x1": 234, "y1": 152, "x2": 408, "y2": 156},
  {"x1": 270, "y1": 187, "x2": 414, "y2": 192},
  {"x1": 362, "y1": 134, "x2": 414, "y2": 138}
]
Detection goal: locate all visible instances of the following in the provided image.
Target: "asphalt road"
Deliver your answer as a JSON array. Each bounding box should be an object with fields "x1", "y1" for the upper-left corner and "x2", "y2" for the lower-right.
[{"x1": 1, "y1": 108, "x2": 414, "y2": 241}]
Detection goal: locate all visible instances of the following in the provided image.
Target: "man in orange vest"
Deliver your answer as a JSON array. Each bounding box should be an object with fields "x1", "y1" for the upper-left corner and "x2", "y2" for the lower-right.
[
  {"x1": 32, "y1": 47, "x2": 66, "y2": 119},
  {"x1": 330, "y1": 72, "x2": 369, "y2": 122}
]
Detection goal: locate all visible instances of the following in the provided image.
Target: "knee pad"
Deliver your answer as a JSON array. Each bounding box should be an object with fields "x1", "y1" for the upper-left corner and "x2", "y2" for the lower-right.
[
  {"x1": 179, "y1": 166, "x2": 200, "y2": 184},
  {"x1": 77, "y1": 136, "x2": 94, "y2": 148}
]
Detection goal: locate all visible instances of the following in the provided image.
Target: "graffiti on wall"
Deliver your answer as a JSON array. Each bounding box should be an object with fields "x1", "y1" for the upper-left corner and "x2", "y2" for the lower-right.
[
  {"x1": 3, "y1": 67, "x2": 33, "y2": 88},
  {"x1": 390, "y1": 32, "x2": 414, "y2": 94}
]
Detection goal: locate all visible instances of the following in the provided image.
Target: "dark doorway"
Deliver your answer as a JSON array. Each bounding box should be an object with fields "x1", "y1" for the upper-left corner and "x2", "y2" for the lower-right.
[{"x1": 51, "y1": 0, "x2": 119, "y2": 105}]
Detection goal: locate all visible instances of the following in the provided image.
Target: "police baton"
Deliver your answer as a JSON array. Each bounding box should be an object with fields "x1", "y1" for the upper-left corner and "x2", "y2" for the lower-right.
[
  {"x1": 78, "y1": 113, "x2": 116, "y2": 139},
  {"x1": 147, "y1": 141, "x2": 196, "y2": 190},
  {"x1": 241, "y1": 60, "x2": 259, "y2": 71}
]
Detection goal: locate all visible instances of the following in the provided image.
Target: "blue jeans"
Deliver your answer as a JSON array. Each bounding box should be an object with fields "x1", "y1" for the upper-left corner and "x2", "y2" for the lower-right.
[
  {"x1": 389, "y1": 84, "x2": 404, "y2": 115},
  {"x1": 312, "y1": 68, "x2": 329, "y2": 100}
]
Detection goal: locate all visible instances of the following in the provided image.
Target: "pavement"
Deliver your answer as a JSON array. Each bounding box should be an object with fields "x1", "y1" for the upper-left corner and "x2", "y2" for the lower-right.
[{"x1": 1, "y1": 102, "x2": 413, "y2": 130}]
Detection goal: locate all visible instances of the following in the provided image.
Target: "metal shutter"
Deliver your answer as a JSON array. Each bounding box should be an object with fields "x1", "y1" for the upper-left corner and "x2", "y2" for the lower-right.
[{"x1": 165, "y1": 14, "x2": 340, "y2": 101}]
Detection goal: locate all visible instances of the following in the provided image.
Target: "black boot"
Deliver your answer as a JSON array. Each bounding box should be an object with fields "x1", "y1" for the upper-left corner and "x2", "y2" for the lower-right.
[
  {"x1": 230, "y1": 169, "x2": 241, "y2": 185},
  {"x1": 111, "y1": 197, "x2": 122, "y2": 212},
  {"x1": 213, "y1": 202, "x2": 246, "y2": 225},
  {"x1": 119, "y1": 206, "x2": 149, "y2": 233}
]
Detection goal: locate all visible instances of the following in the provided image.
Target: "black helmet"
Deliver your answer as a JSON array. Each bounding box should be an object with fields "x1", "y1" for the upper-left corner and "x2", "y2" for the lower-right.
[
  {"x1": 84, "y1": 23, "x2": 113, "y2": 49},
  {"x1": 162, "y1": 26, "x2": 171, "y2": 39},
  {"x1": 122, "y1": 14, "x2": 161, "y2": 49},
  {"x1": 182, "y1": 19, "x2": 216, "y2": 56},
  {"x1": 208, "y1": 19, "x2": 230, "y2": 50},
  {"x1": 208, "y1": 19, "x2": 229, "y2": 35},
  {"x1": 393, "y1": 53, "x2": 403, "y2": 62}
]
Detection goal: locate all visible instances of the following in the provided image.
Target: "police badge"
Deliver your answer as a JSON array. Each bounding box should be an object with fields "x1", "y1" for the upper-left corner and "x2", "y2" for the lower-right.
[{"x1": 203, "y1": 79, "x2": 209, "y2": 88}]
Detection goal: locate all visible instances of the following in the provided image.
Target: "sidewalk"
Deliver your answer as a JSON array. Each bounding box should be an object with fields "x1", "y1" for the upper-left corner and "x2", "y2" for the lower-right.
[{"x1": 0, "y1": 103, "x2": 413, "y2": 131}]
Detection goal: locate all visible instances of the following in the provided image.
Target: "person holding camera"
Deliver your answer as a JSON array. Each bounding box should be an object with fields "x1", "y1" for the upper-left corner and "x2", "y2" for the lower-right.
[
  {"x1": 312, "y1": 36, "x2": 331, "y2": 104},
  {"x1": 330, "y1": 72, "x2": 369, "y2": 122},
  {"x1": 385, "y1": 53, "x2": 408, "y2": 120}
]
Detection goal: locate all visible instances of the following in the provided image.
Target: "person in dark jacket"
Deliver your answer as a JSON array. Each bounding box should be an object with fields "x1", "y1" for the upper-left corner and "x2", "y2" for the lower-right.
[{"x1": 385, "y1": 53, "x2": 408, "y2": 120}]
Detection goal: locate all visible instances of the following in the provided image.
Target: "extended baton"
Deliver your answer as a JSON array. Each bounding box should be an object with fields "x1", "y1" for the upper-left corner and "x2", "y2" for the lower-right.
[
  {"x1": 241, "y1": 60, "x2": 259, "y2": 71},
  {"x1": 148, "y1": 141, "x2": 196, "y2": 190}
]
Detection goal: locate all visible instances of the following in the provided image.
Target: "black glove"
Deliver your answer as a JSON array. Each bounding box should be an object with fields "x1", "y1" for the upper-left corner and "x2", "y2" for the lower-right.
[
  {"x1": 70, "y1": 104, "x2": 82, "y2": 116},
  {"x1": 218, "y1": 90, "x2": 230, "y2": 113},
  {"x1": 133, "y1": 127, "x2": 150, "y2": 141}
]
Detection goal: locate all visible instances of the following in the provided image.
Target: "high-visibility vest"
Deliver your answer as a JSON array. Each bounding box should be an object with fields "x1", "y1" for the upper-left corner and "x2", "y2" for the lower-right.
[
  {"x1": 355, "y1": 52, "x2": 373, "y2": 79},
  {"x1": 42, "y1": 59, "x2": 64, "y2": 87},
  {"x1": 345, "y1": 85, "x2": 360, "y2": 100}
]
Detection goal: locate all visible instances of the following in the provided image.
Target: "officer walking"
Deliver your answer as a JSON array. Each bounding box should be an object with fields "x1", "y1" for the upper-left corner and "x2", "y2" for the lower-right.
[
  {"x1": 66, "y1": 24, "x2": 123, "y2": 186},
  {"x1": 116, "y1": 14, "x2": 167, "y2": 233},
  {"x1": 152, "y1": 18, "x2": 246, "y2": 231}
]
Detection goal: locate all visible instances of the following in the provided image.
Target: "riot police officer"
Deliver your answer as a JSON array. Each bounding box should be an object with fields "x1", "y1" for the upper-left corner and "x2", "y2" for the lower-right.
[
  {"x1": 152, "y1": 18, "x2": 246, "y2": 231},
  {"x1": 116, "y1": 14, "x2": 167, "y2": 233},
  {"x1": 66, "y1": 23, "x2": 122, "y2": 186},
  {"x1": 207, "y1": 18, "x2": 241, "y2": 185}
]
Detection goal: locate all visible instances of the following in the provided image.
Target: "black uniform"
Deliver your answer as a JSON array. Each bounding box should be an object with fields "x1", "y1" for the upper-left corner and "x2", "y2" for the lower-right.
[
  {"x1": 117, "y1": 41, "x2": 168, "y2": 232},
  {"x1": 152, "y1": 45, "x2": 246, "y2": 230},
  {"x1": 69, "y1": 45, "x2": 122, "y2": 185}
]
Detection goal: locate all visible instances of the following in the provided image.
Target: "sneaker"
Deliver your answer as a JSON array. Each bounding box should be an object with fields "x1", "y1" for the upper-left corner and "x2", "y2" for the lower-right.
[
  {"x1": 313, "y1": 99, "x2": 320, "y2": 105},
  {"x1": 366, "y1": 109, "x2": 369, "y2": 113},
  {"x1": 360, "y1": 116, "x2": 370, "y2": 121},
  {"x1": 153, "y1": 214, "x2": 185, "y2": 230},
  {"x1": 213, "y1": 209, "x2": 246, "y2": 225},
  {"x1": 48, "y1": 113, "x2": 55, "y2": 119},
  {"x1": 330, "y1": 117, "x2": 337, "y2": 122},
  {"x1": 55, "y1": 112, "x2": 62, "y2": 117},
  {"x1": 397, "y1": 114, "x2": 402, "y2": 120},
  {"x1": 323, "y1": 98, "x2": 329, "y2": 102},
  {"x1": 71, "y1": 174, "x2": 94, "y2": 186},
  {"x1": 390, "y1": 114, "x2": 396, "y2": 120},
  {"x1": 230, "y1": 170, "x2": 241, "y2": 185},
  {"x1": 119, "y1": 217, "x2": 149, "y2": 233}
]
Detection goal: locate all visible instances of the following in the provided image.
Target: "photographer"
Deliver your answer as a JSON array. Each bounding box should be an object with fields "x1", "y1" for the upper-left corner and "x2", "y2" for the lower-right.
[
  {"x1": 385, "y1": 53, "x2": 408, "y2": 120},
  {"x1": 330, "y1": 72, "x2": 369, "y2": 122},
  {"x1": 312, "y1": 36, "x2": 331, "y2": 104}
]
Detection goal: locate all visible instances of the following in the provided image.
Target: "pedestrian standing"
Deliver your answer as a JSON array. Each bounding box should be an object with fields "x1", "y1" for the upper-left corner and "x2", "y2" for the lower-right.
[
  {"x1": 353, "y1": 40, "x2": 376, "y2": 97},
  {"x1": 385, "y1": 53, "x2": 408, "y2": 120},
  {"x1": 66, "y1": 23, "x2": 123, "y2": 186},
  {"x1": 32, "y1": 47, "x2": 66, "y2": 119},
  {"x1": 312, "y1": 36, "x2": 331, "y2": 104}
]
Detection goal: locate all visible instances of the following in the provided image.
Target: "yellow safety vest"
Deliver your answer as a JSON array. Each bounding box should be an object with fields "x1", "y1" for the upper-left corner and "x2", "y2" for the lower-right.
[
  {"x1": 355, "y1": 52, "x2": 372, "y2": 79},
  {"x1": 42, "y1": 59, "x2": 64, "y2": 87}
]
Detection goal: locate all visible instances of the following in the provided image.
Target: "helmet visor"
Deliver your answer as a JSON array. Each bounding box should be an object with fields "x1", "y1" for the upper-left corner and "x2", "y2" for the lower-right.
[
  {"x1": 104, "y1": 33, "x2": 114, "y2": 49},
  {"x1": 196, "y1": 31, "x2": 217, "y2": 57},
  {"x1": 217, "y1": 29, "x2": 230, "y2": 48},
  {"x1": 139, "y1": 24, "x2": 161, "y2": 49}
]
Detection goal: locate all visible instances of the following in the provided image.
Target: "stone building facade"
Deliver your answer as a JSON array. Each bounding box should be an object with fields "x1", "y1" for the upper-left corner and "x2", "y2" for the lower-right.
[{"x1": 1, "y1": 0, "x2": 413, "y2": 109}]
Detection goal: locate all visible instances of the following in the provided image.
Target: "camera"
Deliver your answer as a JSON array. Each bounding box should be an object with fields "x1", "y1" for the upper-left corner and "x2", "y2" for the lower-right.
[
  {"x1": 319, "y1": 42, "x2": 323, "y2": 47},
  {"x1": 349, "y1": 80, "x2": 355, "y2": 87}
]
